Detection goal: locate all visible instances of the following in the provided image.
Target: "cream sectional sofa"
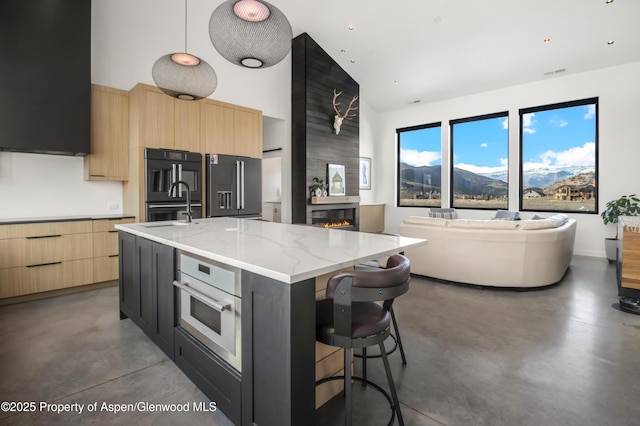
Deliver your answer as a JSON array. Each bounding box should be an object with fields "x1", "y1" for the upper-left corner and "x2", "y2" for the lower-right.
[{"x1": 398, "y1": 214, "x2": 577, "y2": 288}]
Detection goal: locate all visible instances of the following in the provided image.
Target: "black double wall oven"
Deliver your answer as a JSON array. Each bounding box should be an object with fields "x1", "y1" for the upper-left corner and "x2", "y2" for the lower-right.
[{"x1": 144, "y1": 148, "x2": 203, "y2": 222}]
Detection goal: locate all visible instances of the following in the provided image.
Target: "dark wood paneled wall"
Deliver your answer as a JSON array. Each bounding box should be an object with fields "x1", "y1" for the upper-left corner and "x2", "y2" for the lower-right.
[{"x1": 291, "y1": 33, "x2": 360, "y2": 224}]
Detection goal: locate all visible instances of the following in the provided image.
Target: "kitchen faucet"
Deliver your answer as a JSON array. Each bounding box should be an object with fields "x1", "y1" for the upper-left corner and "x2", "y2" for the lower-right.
[{"x1": 167, "y1": 180, "x2": 192, "y2": 223}]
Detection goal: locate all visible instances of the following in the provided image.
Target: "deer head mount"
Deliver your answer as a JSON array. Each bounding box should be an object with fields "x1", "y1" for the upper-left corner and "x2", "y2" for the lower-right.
[{"x1": 332, "y1": 89, "x2": 359, "y2": 135}]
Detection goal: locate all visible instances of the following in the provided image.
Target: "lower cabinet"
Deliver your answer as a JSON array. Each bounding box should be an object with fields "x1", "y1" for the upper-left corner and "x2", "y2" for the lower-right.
[
  {"x1": 174, "y1": 327, "x2": 242, "y2": 425},
  {"x1": 118, "y1": 232, "x2": 175, "y2": 359}
]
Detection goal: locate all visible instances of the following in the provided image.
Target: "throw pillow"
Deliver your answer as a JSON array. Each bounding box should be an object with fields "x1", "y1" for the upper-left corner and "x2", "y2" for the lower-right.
[
  {"x1": 428, "y1": 209, "x2": 457, "y2": 219},
  {"x1": 493, "y1": 210, "x2": 520, "y2": 220}
]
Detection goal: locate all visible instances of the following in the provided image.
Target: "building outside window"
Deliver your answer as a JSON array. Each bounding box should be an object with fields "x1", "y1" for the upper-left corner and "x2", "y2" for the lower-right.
[
  {"x1": 520, "y1": 98, "x2": 598, "y2": 213},
  {"x1": 397, "y1": 123, "x2": 442, "y2": 207},
  {"x1": 450, "y1": 112, "x2": 509, "y2": 209}
]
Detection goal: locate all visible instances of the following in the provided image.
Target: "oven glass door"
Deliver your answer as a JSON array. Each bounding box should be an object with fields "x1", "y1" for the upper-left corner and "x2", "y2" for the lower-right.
[
  {"x1": 146, "y1": 159, "x2": 201, "y2": 203},
  {"x1": 176, "y1": 274, "x2": 241, "y2": 371}
]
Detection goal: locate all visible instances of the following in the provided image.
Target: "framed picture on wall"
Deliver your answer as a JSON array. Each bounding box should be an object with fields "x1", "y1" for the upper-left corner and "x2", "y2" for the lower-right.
[
  {"x1": 359, "y1": 157, "x2": 371, "y2": 190},
  {"x1": 327, "y1": 164, "x2": 346, "y2": 196}
]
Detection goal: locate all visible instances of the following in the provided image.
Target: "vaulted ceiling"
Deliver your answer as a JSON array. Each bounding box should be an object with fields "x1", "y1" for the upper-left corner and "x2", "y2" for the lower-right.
[{"x1": 275, "y1": 0, "x2": 640, "y2": 113}]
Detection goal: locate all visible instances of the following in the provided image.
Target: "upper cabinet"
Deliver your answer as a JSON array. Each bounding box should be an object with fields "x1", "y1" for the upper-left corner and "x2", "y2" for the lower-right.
[
  {"x1": 233, "y1": 108, "x2": 262, "y2": 158},
  {"x1": 84, "y1": 84, "x2": 129, "y2": 181},
  {"x1": 201, "y1": 99, "x2": 262, "y2": 158},
  {"x1": 129, "y1": 84, "x2": 175, "y2": 150},
  {"x1": 129, "y1": 83, "x2": 261, "y2": 157}
]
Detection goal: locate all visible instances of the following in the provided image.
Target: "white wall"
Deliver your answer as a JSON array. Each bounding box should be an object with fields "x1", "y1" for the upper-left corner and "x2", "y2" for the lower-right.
[
  {"x1": 0, "y1": 152, "x2": 122, "y2": 219},
  {"x1": 373, "y1": 61, "x2": 640, "y2": 258}
]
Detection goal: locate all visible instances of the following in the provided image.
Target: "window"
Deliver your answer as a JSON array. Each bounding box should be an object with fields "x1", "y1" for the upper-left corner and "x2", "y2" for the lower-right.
[
  {"x1": 397, "y1": 123, "x2": 442, "y2": 207},
  {"x1": 450, "y1": 112, "x2": 509, "y2": 209},
  {"x1": 520, "y1": 98, "x2": 598, "y2": 213}
]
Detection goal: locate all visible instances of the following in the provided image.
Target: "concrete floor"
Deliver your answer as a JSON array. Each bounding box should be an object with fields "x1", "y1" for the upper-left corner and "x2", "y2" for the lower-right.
[{"x1": 1, "y1": 255, "x2": 639, "y2": 425}]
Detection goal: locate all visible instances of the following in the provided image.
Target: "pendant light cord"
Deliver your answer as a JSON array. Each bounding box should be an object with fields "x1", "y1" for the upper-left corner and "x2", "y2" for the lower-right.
[{"x1": 184, "y1": 0, "x2": 188, "y2": 53}]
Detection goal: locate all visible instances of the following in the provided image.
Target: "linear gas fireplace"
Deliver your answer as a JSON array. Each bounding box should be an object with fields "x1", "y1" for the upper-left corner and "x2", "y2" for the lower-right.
[{"x1": 310, "y1": 206, "x2": 358, "y2": 230}]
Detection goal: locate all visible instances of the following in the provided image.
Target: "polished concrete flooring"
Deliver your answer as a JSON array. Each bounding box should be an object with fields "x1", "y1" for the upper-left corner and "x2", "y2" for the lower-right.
[{"x1": 1, "y1": 255, "x2": 639, "y2": 425}]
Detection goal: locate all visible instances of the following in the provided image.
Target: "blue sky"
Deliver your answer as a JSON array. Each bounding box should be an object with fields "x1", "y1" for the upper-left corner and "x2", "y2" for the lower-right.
[{"x1": 399, "y1": 103, "x2": 596, "y2": 173}]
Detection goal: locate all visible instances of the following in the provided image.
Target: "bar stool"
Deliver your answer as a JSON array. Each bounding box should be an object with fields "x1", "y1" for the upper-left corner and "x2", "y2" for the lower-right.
[
  {"x1": 316, "y1": 254, "x2": 410, "y2": 426},
  {"x1": 354, "y1": 256, "x2": 409, "y2": 382}
]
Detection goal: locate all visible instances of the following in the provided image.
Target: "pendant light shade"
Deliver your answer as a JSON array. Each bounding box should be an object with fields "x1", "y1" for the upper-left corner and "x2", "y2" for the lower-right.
[
  {"x1": 152, "y1": 0, "x2": 217, "y2": 100},
  {"x1": 152, "y1": 54, "x2": 217, "y2": 100},
  {"x1": 209, "y1": 0, "x2": 292, "y2": 69}
]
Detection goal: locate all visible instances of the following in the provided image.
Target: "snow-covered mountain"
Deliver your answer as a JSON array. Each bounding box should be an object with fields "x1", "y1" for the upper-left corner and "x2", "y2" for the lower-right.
[{"x1": 478, "y1": 166, "x2": 595, "y2": 189}]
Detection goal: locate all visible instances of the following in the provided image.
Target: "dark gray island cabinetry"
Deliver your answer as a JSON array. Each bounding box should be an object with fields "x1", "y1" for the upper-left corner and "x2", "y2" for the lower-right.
[
  {"x1": 116, "y1": 218, "x2": 426, "y2": 426},
  {"x1": 118, "y1": 232, "x2": 175, "y2": 359}
]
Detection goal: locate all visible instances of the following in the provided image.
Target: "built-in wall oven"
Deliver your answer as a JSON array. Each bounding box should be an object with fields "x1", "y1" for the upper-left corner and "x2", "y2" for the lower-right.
[
  {"x1": 174, "y1": 252, "x2": 242, "y2": 372},
  {"x1": 145, "y1": 148, "x2": 203, "y2": 222}
]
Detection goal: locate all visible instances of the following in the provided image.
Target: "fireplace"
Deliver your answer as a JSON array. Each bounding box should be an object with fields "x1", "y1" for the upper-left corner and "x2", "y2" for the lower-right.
[{"x1": 310, "y1": 207, "x2": 358, "y2": 230}]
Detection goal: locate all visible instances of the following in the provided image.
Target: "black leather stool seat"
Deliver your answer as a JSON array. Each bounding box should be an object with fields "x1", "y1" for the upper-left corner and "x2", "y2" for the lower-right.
[
  {"x1": 316, "y1": 299, "x2": 391, "y2": 341},
  {"x1": 315, "y1": 254, "x2": 410, "y2": 426}
]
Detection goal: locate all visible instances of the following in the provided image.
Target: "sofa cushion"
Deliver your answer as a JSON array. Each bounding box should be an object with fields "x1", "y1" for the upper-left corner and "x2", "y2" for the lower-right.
[
  {"x1": 448, "y1": 219, "x2": 520, "y2": 230},
  {"x1": 403, "y1": 216, "x2": 450, "y2": 227},
  {"x1": 519, "y1": 214, "x2": 569, "y2": 230}
]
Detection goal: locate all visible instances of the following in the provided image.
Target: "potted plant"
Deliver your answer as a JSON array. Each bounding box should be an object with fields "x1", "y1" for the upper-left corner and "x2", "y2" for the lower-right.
[
  {"x1": 601, "y1": 194, "x2": 640, "y2": 263},
  {"x1": 309, "y1": 177, "x2": 325, "y2": 197}
]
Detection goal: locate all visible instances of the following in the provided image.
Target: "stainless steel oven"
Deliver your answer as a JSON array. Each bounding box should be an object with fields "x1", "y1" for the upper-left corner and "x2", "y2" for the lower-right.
[
  {"x1": 174, "y1": 252, "x2": 241, "y2": 372},
  {"x1": 145, "y1": 148, "x2": 202, "y2": 221}
]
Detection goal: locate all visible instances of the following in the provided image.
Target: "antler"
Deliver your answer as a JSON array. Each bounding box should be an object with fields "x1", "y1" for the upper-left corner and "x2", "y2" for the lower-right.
[
  {"x1": 332, "y1": 89, "x2": 343, "y2": 116},
  {"x1": 332, "y1": 89, "x2": 359, "y2": 120}
]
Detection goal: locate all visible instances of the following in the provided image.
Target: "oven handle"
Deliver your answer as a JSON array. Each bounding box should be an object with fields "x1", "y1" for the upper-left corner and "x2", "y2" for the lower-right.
[{"x1": 173, "y1": 280, "x2": 232, "y2": 312}]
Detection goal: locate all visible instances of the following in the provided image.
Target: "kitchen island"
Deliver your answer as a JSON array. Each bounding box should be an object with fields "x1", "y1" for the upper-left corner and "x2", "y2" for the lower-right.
[{"x1": 116, "y1": 217, "x2": 426, "y2": 426}]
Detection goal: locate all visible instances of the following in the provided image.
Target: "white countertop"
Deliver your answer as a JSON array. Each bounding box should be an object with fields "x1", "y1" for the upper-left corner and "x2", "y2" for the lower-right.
[{"x1": 116, "y1": 218, "x2": 427, "y2": 284}]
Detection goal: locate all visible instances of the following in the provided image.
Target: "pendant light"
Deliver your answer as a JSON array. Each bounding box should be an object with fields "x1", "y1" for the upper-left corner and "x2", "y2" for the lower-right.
[
  {"x1": 209, "y1": 0, "x2": 292, "y2": 69},
  {"x1": 152, "y1": 0, "x2": 217, "y2": 100}
]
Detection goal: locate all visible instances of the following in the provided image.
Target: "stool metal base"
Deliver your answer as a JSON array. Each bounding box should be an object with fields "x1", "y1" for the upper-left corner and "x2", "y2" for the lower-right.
[{"x1": 316, "y1": 375, "x2": 397, "y2": 426}]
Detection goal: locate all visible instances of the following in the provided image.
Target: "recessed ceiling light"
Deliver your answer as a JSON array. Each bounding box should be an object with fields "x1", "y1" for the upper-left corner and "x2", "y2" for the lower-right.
[
  {"x1": 607, "y1": 40, "x2": 615, "y2": 45},
  {"x1": 350, "y1": 59, "x2": 356, "y2": 63},
  {"x1": 348, "y1": 25, "x2": 354, "y2": 31},
  {"x1": 340, "y1": 49, "x2": 346, "y2": 53},
  {"x1": 544, "y1": 38, "x2": 551, "y2": 43},
  {"x1": 394, "y1": 80, "x2": 400, "y2": 85},
  {"x1": 606, "y1": 0, "x2": 613, "y2": 4}
]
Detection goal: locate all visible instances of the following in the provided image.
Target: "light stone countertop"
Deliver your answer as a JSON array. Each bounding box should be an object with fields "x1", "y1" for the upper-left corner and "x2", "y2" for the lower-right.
[{"x1": 116, "y1": 217, "x2": 427, "y2": 284}]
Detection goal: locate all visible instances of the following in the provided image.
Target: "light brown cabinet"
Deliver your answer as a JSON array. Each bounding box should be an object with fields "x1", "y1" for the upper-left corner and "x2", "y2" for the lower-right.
[
  {"x1": 359, "y1": 204, "x2": 385, "y2": 233},
  {"x1": 84, "y1": 84, "x2": 129, "y2": 181},
  {"x1": 0, "y1": 218, "x2": 135, "y2": 301},
  {"x1": 201, "y1": 101, "x2": 234, "y2": 155},
  {"x1": 620, "y1": 217, "x2": 640, "y2": 291},
  {"x1": 0, "y1": 221, "x2": 93, "y2": 299},
  {"x1": 92, "y1": 218, "x2": 135, "y2": 283}
]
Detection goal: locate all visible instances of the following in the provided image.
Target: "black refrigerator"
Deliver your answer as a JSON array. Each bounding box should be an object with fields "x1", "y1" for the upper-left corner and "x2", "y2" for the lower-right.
[{"x1": 206, "y1": 154, "x2": 262, "y2": 218}]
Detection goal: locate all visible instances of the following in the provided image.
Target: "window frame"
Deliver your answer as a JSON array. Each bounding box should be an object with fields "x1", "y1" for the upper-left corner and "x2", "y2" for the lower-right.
[
  {"x1": 449, "y1": 111, "x2": 509, "y2": 210},
  {"x1": 518, "y1": 97, "x2": 599, "y2": 214},
  {"x1": 396, "y1": 122, "x2": 442, "y2": 208}
]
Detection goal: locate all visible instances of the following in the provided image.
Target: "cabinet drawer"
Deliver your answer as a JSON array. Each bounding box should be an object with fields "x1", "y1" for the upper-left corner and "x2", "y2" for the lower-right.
[
  {"x1": 93, "y1": 231, "x2": 119, "y2": 257},
  {"x1": 0, "y1": 259, "x2": 94, "y2": 298},
  {"x1": 92, "y1": 218, "x2": 135, "y2": 233},
  {"x1": 0, "y1": 233, "x2": 93, "y2": 269},
  {"x1": 179, "y1": 253, "x2": 239, "y2": 296},
  {"x1": 174, "y1": 327, "x2": 241, "y2": 425},
  {"x1": 93, "y1": 255, "x2": 119, "y2": 283},
  {"x1": 0, "y1": 220, "x2": 92, "y2": 239}
]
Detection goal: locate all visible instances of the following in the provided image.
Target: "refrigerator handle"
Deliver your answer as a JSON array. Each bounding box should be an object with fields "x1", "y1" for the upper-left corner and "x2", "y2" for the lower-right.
[
  {"x1": 171, "y1": 163, "x2": 177, "y2": 198},
  {"x1": 236, "y1": 160, "x2": 242, "y2": 210},
  {"x1": 240, "y1": 161, "x2": 245, "y2": 210},
  {"x1": 178, "y1": 164, "x2": 183, "y2": 197}
]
